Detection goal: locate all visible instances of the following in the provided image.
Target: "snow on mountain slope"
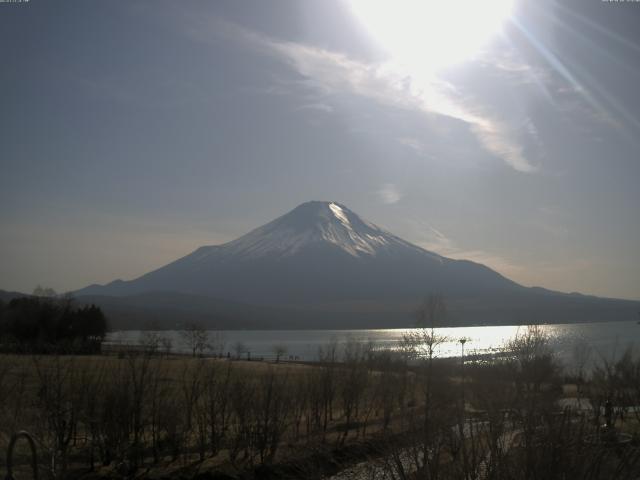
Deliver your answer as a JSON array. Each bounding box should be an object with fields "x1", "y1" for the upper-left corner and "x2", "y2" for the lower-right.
[
  {"x1": 195, "y1": 201, "x2": 441, "y2": 261},
  {"x1": 72, "y1": 201, "x2": 640, "y2": 327},
  {"x1": 75, "y1": 201, "x2": 519, "y2": 302}
]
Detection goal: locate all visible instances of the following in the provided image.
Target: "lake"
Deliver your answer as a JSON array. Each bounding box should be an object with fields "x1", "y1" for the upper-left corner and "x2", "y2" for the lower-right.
[{"x1": 105, "y1": 320, "x2": 640, "y2": 368}]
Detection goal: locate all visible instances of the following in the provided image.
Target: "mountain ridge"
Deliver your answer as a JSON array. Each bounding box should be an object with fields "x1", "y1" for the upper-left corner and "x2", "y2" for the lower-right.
[
  {"x1": 75, "y1": 201, "x2": 521, "y2": 302},
  {"x1": 70, "y1": 201, "x2": 639, "y2": 328}
]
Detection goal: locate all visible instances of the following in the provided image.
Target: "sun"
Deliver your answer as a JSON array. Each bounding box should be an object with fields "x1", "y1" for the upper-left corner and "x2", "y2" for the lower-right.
[{"x1": 350, "y1": 0, "x2": 514, "y2": 74}]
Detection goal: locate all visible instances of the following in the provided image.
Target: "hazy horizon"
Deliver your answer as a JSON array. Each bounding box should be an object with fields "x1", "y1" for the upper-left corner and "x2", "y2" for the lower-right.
[{"x1": 1, "y1": 0, "x2": 640, "y2": 301}]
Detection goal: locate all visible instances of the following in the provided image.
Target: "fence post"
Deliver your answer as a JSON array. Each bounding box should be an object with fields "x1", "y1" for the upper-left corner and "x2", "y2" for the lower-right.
[{"x1": 5, "y1": 430, "x2": 38, "y2": 480}]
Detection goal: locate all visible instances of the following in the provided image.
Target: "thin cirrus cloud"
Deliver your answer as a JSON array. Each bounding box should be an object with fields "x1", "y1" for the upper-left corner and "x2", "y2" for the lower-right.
[
  {"x1": 377, "y1": 183, "x2": 402, "y2": 204},
  {"x1": 178, "y1": 13, "x2": 625, "y2": 173},
  {"x1": 406, "y1": 219, "x2": 589, "y2": 291},
  {"x1": 407, "y1": 220, "x2": 525, "y2": 280},
  {"x1": 178, "y1": 15, "x2": 542, "y2": 172},
  {"x1": 296, "y1": 102, "x2": 335, "y2": 114},
  {"x1": 261, "y1": 38, "x2": 539, "y2": 173},
  {"x1": 397, "y1": 137, "x2": 430, "y2": 156}
]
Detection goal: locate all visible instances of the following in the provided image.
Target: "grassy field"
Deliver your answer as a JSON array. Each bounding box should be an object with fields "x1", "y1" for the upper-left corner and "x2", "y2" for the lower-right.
[
  {"x1": 2, "y1": 329, "x2": 640, "y2": 479},
  {"x1": 0, "y1": 351, "x2": 419, "y2": 479}
]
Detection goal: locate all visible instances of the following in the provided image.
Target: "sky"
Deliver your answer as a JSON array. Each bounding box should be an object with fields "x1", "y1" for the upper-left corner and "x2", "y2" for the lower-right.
[{"x1": 1, "y1": 0, "x2": 639, "y2": 300}]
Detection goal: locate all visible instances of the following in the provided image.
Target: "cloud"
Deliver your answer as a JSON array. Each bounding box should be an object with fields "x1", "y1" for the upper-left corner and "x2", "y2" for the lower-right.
[
  {"x1": 377, "y1": 183, "x2": 402, "y2": 204},
  {"x1": 406, "y1": 219, "x2": 525, "y2": 279},
  {"x1": 476, "y1": 47, "x2": 550, "y2": 84},
  {"x1": 173, "y1": 13, "x2": 626, "y2": 171},
  {"x1": 404, "y1": 218, "x2": 592, "y2": 291},
  {"x1": 407, "y1": 221, "x2": 454, "y2": 253},
  {"x1": 172, "y1": 15, "x2": 546, "y2": 172},
  {"x1": 296, "y1": 102, "x2": 334, "y2": 113},
  {"x1": 262, "y1": 40, "x2": 538, "y2": 173},
  {"x1": 397, "y1": 137, "x2": 422, "y2": 150},
  {"x1": 397, "y1": 137, "x2": 432, "y2": 157}
]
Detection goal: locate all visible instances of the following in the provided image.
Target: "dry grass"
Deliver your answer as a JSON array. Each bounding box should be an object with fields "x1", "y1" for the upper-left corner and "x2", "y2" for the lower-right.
[{"x1": 2, "y1": 339, "x2": 640, "y2": 480}]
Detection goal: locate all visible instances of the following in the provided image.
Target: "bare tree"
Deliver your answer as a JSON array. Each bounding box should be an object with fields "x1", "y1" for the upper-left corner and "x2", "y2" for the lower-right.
[
  {"x1": 79, "y1": 359, "x2": 107, "y2": 472},
  {"x1": 139, "y1": 330, "x2": 162, "y2": 355},
  {"x1": 507, "y1": 325, "x2": 558, "y2": 396},
  {"x1": 253, "y1": 368, "x2": 292, "y2": 465},
  {"x1": 402, "y1": 293, "x2": 449, "y2": 360},
  {"x1": 145, "y1": 358, "x2": 170, "y2": 464},
  {"x1": 32, "y1": 355, "x2": 80, "y2": 478},
  {"x1": 181, "y1": 359, "x2": 206, "y2": 461},
  {"x1": 272, "y1": 344, "x2": 287, "y2": 363},
  {"x1": 228, "y1": 375, "x2": 255, "y2": 465},
  {"x1": 126, "y1": 353, "x2": 154, "y2": 468},
  {"x1": 233, "y1": 341, "x2": 246, "y2": 360},
  {"x1": 33, "y1": 285, "x2": 57, "y2": 298},
  {"x1": 210, "y1": 331, "x2": 226, "y2": 357},
  {"x1": 160, "y1": 335, "x2": 173, "y2": 356},
  {"x1": 398, "y1": 293, "x2": 451, "y2": 478},
  {"x1": 180, "y1": 322, "x2": 210, "y2": 357},
  {"x1": 204, "y1": 362, "x2": 234, "y2": 457},
  {"x1": 318, "y1": 340, "x2": 338, "y2": 440},
  {"x1": 338, "y1": 338, "x2": 369, "y2": 444}
]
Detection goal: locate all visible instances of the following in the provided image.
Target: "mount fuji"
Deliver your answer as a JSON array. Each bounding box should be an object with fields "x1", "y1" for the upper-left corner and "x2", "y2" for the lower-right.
[{"x1": 75, "y1": 201, "x2": 639, "y2": 329}]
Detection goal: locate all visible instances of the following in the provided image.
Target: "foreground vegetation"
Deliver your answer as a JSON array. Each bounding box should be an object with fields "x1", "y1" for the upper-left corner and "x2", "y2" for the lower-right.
[{"x1": 1, "y1": 324, "x2": 640, "y2": 480}]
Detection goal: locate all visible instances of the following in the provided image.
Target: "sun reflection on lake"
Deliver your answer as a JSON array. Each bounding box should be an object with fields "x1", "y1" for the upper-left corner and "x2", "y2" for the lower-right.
[{"x1": 106, "y1": 320, "x2": 639, "y2": 369}]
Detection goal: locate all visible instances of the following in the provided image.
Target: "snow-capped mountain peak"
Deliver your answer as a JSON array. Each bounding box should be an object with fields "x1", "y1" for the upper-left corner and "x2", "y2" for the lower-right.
[
  {"x1": 212, "y1": 201, "x2": 412, "y2": 260},
  {"x1": 72, "y1": 201, "x2": 639, "y2": 328},
  {"x1": 74, "y1": 200, "x2": 525, "y2": 305}
]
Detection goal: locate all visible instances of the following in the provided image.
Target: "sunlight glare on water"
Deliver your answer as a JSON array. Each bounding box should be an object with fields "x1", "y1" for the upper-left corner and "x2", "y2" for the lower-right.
[{"x1": 106, "y1": 321, "x2": 640, "y2": 369}]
